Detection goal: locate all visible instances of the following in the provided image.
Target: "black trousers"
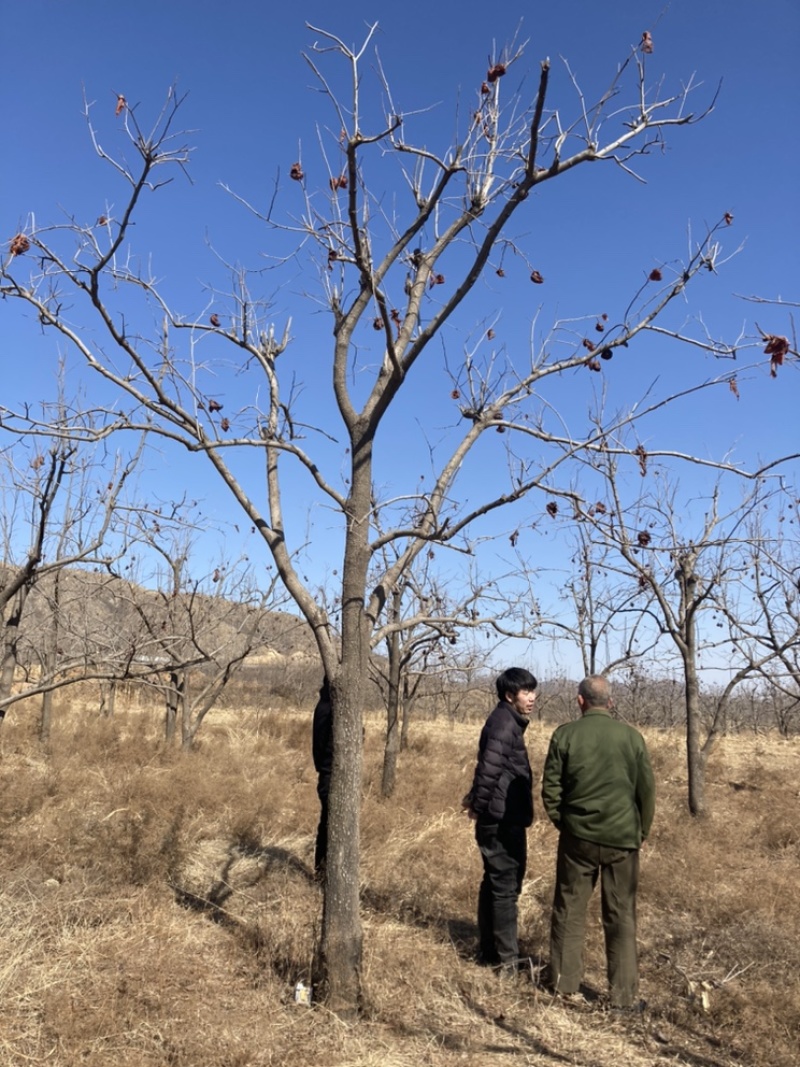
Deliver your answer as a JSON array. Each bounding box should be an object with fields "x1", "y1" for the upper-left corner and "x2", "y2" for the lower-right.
[
  {"x1": 315, "y1": 778, "x2": 330, "y2": 873},
  {"x1": 475, "y1": 821, "x2": 527, "y2": 965}
]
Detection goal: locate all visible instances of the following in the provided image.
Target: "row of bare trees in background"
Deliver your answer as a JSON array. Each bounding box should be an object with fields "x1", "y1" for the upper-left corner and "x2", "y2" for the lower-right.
[
  {"x1": 0, "y1": 424, "x2": 303, "y2": 747},
  {"x1": 3, "y1": 420, "x2": 798, "y2": 769}
]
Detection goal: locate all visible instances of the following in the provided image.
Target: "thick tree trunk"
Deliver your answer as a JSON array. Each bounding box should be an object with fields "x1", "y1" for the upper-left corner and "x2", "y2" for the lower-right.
[{"x1": 320, "y1": 435, "x2": 371, "y2": 1017}]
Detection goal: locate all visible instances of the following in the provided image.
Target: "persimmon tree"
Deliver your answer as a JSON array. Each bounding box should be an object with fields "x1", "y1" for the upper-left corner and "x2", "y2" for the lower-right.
[
  {"x1": 564, "y1": 452, "x2": 785, "y2": 814},
  {"x1": 1, "y1": 24, "x2": 766, "y2": 1012}
]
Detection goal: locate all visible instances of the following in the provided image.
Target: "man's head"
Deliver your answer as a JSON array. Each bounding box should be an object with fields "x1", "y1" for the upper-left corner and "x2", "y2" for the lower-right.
[
  {"x1": 577, "y1": 674, "x2": 612, "y2": 712},
  {"x1": 496, "y1": 667, "x2": 538, "y2": 716}
]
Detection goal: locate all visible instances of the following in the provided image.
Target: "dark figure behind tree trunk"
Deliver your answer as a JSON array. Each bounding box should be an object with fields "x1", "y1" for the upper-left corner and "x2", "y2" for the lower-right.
[{"x1": 312, "y1": 678, "x2": 333, "y2": 875}]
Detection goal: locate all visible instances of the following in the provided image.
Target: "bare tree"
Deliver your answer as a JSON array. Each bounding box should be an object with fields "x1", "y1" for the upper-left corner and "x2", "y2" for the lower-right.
[
  {"x1": 569, "y1": 454, "x2": 782, "y2": 815},
  {"x1": 0, "y1": 424, "x2": 141, "y2": 726},
  {"x1": 1, "y1": 26, "x2": 769, "y2": 1011},
  {"x1": 529, "y1": 523, "x2": 661, "y2": 678},
  {"x1": 720, "y1": 494, "x2": 800, "y2": 736},
  {"x1": 106, "y1": 512, "x2": 281, "y2": 748},
  {"x1": 370, "y1": 560, "x2": 510, "y2": 796}
]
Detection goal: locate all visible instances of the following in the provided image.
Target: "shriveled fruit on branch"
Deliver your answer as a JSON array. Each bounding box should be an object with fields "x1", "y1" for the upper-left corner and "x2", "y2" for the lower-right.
[
  {"x1": 641, "y1": 31, "x2": 654, "y2": 54},
  {"x1": 208, "y1": 399, "x2": 223, "y2": 412},
  {"x1": 486, "y1": 63, "x2": 506, "y2": 83},
  {"x1": 649, "y1": 268, "x2": 662, "y2": 282},
  {"x1": 115, "y1": 94, "x2": 127, "y2": 116},
  {"x1": 546, "y1": 501, "x2": 558, "y2": 518},
  {"x1": 764, "y1": 334, "x2": 790, "y2": 377},
  {"x1": 9, "y1": 233, "x2": 30, "y2": 256},
  {"x1": 289, "y1": 162, "x2": 304, "y2": 181},
  {"x1": 637, "y1": 530, "x2": 652, "y2": 547},
  {"x1": 220, "y1": 417, "x2": 230, "y2": 432},
  {"x1": 634, "y1": 443, "x2": 648, "y2": 476},
  {"x1": 600, "y1": 348, "x2": 613, "y2": 360},
  {"x1": 530, "y1": 270, "x2": 544, "y2": 284},
  {"x1": 329, "y1": 174, "x2": 348, "y2": 191},
  {"x1": 209, "y1": 313, "x2": 220, "y2": 327},
  {"x1": 372, "y1": 317, "x2": 383, "y2": 330}
]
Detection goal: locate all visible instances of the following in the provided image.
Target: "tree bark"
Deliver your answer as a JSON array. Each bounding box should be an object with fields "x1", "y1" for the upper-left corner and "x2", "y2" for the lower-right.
[
  {"x1": 381, "y1": 594, "x2": 402, "y2": 798},
  {"x1": 320, "y1": 430, "x2": 371, "y2": 1017}
]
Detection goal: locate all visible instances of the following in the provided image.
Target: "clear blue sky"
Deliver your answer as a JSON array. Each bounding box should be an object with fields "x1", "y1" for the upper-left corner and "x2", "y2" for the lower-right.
[{"x1": 2, "y1": 0, "x2": 798, "y2": 676}]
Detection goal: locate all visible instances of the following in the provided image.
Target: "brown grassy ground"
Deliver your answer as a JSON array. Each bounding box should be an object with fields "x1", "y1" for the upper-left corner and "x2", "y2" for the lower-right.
[{"x1": 0, "y1": 697, "x2": 797, "y2": 1067}]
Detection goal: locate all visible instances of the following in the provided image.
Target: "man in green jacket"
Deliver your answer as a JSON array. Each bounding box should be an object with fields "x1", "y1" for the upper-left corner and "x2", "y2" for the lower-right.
[{"x1": 541, "y1": 675, "x2": 655, "y2": 1009}]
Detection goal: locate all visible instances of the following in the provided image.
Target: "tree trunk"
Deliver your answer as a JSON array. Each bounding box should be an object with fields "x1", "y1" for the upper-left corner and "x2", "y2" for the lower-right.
[
  {"x1": 319, "y1": 434, "x2": 371, "y2": 1017},
  {"x1": 684, "y1": 645, "x2": 707, "y2": 817},
  {"x1": 0, "y1": 588, "x2": 27, "y2": 711},
  {"x1": 164, "y1": 671, "x2": 181, "y2": 745},
  {"x1": 99, "y1": 680, "x2": 117, "y2": 717},
  {"x1": 381, "y1": 601, "x2": 402, "y2": 798},
  {"x1": 39, "y1": 688, "x2": 54, "y2": 743},
  {"x1": 399, "y1": 681, "x2": 416, "y2": 751},
  {"x1": 381, "y1": 688, "x2": 400, "y2": 798}
]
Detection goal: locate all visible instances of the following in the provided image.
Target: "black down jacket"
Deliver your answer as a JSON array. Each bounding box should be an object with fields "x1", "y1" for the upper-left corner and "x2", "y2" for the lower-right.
[{"x1": 464, "y1": 701, "x2": 534, "y2": 826}]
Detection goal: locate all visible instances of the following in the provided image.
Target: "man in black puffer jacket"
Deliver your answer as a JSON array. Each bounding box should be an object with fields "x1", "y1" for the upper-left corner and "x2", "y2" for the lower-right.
[{"x1": 463, "y1": 667, "x2": 538, "y2": 972}]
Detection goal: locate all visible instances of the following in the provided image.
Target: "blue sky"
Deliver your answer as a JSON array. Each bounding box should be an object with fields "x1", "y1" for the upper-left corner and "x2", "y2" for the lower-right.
[{"x1": 2, "y1": 0, "x2": 798, "y2": 677}]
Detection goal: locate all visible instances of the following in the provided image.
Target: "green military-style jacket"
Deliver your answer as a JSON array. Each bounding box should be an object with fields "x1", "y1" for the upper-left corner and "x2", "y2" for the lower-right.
[{"x1": 541, "y1": 708, "x2": 655, "y2": 849}]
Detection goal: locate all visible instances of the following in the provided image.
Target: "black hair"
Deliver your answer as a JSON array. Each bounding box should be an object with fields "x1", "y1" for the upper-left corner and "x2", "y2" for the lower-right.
[{"x1": 495, "y1": 667, "x2": 538, "y2": 701}]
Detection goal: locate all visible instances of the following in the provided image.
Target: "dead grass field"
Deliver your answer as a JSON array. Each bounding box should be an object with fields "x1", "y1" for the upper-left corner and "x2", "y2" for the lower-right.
[{"x1": 0, "y1": 698, "x2": 797, "y2": 1067}]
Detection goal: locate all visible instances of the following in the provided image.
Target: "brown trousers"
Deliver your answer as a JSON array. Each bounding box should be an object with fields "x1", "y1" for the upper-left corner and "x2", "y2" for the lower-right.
[{"x1": 549, "y1": 830, "x2": 640, "y2": 1007}]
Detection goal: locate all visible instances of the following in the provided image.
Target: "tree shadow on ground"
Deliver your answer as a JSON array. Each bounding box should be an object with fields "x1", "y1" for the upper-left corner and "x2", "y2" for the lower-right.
[{"x1": 173, "y1": 841, "x2": 314, "y2": 922}]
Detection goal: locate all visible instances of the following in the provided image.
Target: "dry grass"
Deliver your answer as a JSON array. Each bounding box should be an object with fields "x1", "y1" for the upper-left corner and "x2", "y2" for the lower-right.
[{"x1": 1, "y1": 698, "x2": 798, "y2": 1067}]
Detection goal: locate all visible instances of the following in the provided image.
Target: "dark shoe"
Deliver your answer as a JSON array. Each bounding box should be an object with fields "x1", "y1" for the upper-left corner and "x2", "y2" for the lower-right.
[{"x1": 476, "y1": 952, "x2": 501, "y2": 968}]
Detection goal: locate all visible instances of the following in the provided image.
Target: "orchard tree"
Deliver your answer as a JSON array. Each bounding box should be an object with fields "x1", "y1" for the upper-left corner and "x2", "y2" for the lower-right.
[
  {"x1": 720, "y1": 492, "x2": 800, "y2": 736},
  {"x1": 526, "y1": 522, "x2": 662, "y2": 677},
  {"x1": 370, "y1": 557, "x2": 522, "y2": 796},
  {"x1": 568, "y1": 453, "x2": 783, "y2": 815},
  {"x1": 0, "y1": 421, "x2": 142, "y2": 726},
  {"x1": 1, "y1": 25, "x2": 767, "y2": 1012},
  {"x1": 106, "y1": 510, "x2": 281, "y2": 748}
]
